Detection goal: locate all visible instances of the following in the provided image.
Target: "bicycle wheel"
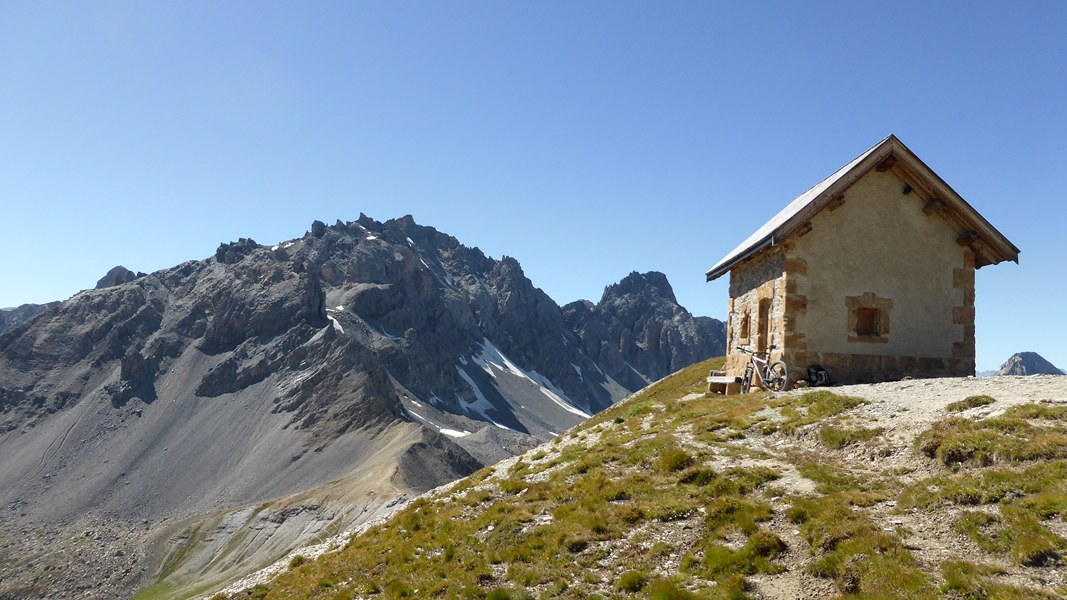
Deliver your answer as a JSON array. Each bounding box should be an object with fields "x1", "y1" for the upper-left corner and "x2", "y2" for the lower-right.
[{"x1": 765, "y1": 361, "x2": 789, "y2": 392}]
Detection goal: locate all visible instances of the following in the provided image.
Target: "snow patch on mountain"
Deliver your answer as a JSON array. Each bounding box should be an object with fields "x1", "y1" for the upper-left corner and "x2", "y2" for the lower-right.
[
  {"x1": 439, "y1": 429, "x2": 472, "y2": 438},
  {"x1": 470, "y1": 339, "x2": 590, "y2": 417},
  {"x1": 455, "y1": 365, "x2": 513, "y2": 431}
]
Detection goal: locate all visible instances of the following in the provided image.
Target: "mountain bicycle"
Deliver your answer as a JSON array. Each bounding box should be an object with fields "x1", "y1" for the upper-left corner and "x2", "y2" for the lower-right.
[{"x1": 737, "y1": 346, "x2": 789, "y2": 393}]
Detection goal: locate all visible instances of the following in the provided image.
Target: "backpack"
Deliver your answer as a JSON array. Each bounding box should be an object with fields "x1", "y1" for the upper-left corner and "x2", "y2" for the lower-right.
[{"x1": 807, "y1": 364, "x2": 831, "y2": 387}]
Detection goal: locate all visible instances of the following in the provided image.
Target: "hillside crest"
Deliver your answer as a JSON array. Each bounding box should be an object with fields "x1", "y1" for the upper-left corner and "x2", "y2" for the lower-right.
[{"x1": 240, "y1": 368, "x2": 1067, "y2": 599}]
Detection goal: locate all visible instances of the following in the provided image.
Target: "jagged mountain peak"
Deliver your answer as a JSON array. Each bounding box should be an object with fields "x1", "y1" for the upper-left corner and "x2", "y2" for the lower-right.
[
  {"x1": 996, "y1": 351, "x2": 1065, "y2": 376},
  {"x1": 602, "y1": 270, "x2": 677, "y2": 305},
  {"x1": 564, "y1": 271, "x2": 725, "y2": 388}
]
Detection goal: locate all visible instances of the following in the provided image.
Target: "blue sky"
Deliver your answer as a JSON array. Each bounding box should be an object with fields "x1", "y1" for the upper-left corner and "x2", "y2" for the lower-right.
[{"x1": 2, "y1": 2, "x2": 1064, "y2": 371}]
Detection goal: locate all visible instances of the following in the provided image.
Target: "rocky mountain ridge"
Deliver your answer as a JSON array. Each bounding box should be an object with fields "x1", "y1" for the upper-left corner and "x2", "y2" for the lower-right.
[
  {"x1": 0, "y1": 214, "x2": 723, "y2": 599},
  {"x1": 0, "y1": 301, "x2": 59, "y2": 337}
]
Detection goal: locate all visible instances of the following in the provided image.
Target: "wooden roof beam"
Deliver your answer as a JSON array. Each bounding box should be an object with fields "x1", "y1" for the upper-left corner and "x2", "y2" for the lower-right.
[
  {"x1": 890, "y1": 163, "x2": 940, "y2": 208},
  {"x1": 957, "y1": 230, "x2": 980, "y2": 246},
  {"x1": 923, "y1": 198, "x2": 946, "y2": 214}
]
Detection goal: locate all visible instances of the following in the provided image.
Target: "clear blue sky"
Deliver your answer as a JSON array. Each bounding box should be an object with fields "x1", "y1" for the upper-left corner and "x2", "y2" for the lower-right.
[{"x1": 2, "y1": 2, "x2": 1064, "y2": 371}]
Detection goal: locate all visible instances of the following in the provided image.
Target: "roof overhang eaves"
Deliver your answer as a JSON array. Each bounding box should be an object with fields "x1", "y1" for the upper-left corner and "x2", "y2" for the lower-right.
[
  {"x1": 705, "y1": 135, "x2": 1021, "y2": 281},
  {"x1": 888, "y1": 139, "x2": 1021, "y2": 266},
  {"x1": 705, "y1": 236, "x2": 773, "y2": 281}
]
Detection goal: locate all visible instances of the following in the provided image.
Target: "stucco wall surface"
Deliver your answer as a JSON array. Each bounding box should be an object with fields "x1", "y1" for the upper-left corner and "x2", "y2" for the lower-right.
[{"x1": 792, "y1": 170, "x2": 966, "y2": 359}]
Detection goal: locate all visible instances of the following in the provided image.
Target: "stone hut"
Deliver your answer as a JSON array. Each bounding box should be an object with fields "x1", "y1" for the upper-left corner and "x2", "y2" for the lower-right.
[{"x1": 706, "y1": 135, "x2": 1019, "y2": 384}]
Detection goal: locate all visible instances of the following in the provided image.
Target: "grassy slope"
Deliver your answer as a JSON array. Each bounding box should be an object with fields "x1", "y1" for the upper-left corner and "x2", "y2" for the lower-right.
[{"x1": 220, "y1": 359, "x2": 1067, "y2": 599}]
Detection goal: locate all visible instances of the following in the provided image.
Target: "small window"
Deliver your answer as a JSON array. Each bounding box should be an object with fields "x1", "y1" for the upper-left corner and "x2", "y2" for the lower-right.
[
  {"x1": 739, "y1": 311, "x2": 751, "y2": 340},
  {"x1": 855, "y1": 307, "x2": 881, "y2": 336},
  {"x1": 846, "y1": 292, "x2": 892, "y2": 344}
]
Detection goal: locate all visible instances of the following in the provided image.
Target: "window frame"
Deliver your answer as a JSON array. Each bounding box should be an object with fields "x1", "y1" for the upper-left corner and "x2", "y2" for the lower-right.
[{"x1": 846, "y1": 293, "x2": 892, "y2": 344}]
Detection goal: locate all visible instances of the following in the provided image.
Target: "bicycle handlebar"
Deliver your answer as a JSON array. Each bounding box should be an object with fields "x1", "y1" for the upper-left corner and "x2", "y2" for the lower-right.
[{"x1": 736, "y1": 345, "x2": 776, "y2": 355}]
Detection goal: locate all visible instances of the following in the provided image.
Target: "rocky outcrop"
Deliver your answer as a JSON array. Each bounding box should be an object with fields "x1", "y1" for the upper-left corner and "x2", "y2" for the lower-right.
[
  {"x1": 995, "y1": 352, "x2": 1065, "y2": 376},
  {"x1": 563, "y1": 271, "x2": 725, "y2": 387},
  {"x1": 215, "y1": 238, "x2": 260, "y2": 265},
  {"x1": 95, "y1": 265, "x2": 140, "y2": 289}
]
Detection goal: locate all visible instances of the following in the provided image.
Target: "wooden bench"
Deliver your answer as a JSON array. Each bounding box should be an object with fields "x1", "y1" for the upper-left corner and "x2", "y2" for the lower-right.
[{"x1": 706, "y1": 370, "x2": 742, "y2": 396}]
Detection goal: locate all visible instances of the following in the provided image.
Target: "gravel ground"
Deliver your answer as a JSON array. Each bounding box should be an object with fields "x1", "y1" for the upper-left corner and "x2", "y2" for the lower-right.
[
  {"x1": 815, "y1": 375, "x2": 1067, "y2": 463},
  {"x1": 749, "y1": 374, "x2": 1067, "y2": 598}
]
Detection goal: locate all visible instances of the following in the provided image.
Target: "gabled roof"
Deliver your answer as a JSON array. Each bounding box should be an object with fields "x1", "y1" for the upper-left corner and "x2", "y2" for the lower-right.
[{"x1": 705, "y1": 135, "x2": 1020, "y2": 281}]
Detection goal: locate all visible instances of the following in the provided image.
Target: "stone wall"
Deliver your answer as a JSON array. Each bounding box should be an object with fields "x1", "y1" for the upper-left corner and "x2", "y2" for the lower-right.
[{"x1": 726, "y1": 247, "x2": 786, "y2": 377}]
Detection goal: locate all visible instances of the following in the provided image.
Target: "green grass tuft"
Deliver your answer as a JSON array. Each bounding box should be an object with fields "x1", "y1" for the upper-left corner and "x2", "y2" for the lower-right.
[
  {"x1": 616, "y1": 570, "x2": 648, "y2": 592},
  {"x1": 946, "y1": 395, "x2": 996, "y2": 412},
  {"x1": 818, "y1": 424, "x2": 884, "y2": 449},
  {"x1": 916, "y1": 412, "x2": 1067, "y2": 466},
  {"x1": 787, "y1": 492, "x2": 936, "y2": 596},
  {"x1": 1003, "y1": 403, "x2": 1067, "y2": 421},
  {"x1": 900, "y1": 461, "x2": 1067, "y2": 509},
  {"x1": 703, "y1": 496, "x2": 773, "y2": 537},
  {"x1": 647, "y1": 579, "x2": 698, "y2": 600},
  {"x1": 955, "y1": 508, "x2": 1066, "y2": 566},
  {"x1": 777, "y1": 391, "x2": 866, "y2": 433},
  {"x1": 657, "y1": 445, "x2": 694, "y2": 473},
  {"x1": 699, "y1": 529, "x2": 786, "y2": 581},
  {"x1": 940, "y1": 560, "x2": 1058, "y2": 599}
]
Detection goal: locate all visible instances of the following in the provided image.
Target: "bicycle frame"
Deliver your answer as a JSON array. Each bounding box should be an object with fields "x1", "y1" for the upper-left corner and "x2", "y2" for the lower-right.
[
  {"x1": 737, "y1": 345, "x2": 789, "y2": 393},
  {"x1": 745, "y1": 353, "x2": 773, "y2": 387}
]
